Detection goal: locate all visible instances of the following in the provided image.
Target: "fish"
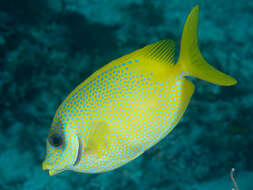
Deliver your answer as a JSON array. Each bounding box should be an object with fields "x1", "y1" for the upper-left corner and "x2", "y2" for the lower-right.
[{"x1": 42, "y1": 5, "x2": 237, "y2": 176}]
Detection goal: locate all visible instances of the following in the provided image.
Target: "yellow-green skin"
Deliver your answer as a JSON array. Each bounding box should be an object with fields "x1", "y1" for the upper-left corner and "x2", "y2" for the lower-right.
[
  {"x1": 42, "y1": 49, "x2": 195, "y2": 175},
  {"x1": 42, "y1": 5, "x2": 236, "y2": 176}
]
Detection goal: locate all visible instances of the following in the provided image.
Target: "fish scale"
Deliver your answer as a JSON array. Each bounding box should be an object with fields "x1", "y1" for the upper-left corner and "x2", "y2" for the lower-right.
[{"x1": 42, "y1": 5, "x2": 237, "y2": 175}]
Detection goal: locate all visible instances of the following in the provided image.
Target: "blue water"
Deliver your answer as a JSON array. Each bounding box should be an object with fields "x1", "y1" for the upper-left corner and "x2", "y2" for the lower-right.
[{"x1": 0, "y1": 0, "x2": 252, "y2": 189}]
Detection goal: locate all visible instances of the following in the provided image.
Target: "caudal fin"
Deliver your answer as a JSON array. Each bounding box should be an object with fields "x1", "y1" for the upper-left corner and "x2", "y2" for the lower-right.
[{"x1": 177, "y1": 5, "x2": 237, "y2": 86}]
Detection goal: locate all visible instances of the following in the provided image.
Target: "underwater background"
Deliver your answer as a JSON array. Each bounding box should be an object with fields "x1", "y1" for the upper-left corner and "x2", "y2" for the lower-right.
[{"x1": 0, "y1": 0, "x2": 252, "y2": 189}]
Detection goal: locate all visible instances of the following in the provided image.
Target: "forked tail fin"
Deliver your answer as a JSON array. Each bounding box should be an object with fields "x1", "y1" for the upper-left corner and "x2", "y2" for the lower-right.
[{"x1": 177, "y1": 5, "x2": 237, "y2": 86}]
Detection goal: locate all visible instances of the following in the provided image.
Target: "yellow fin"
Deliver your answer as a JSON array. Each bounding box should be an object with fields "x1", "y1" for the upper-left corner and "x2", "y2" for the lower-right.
[
  {"x1": 138, "y1": 39, "x2": 175, "y2": 65},
  {"x1": 109, "y1": 39, "x2": 176, "y2": 80},
  {"x1": 177, "y1": 5, "x2": 237, "y2": 86},
  {"x1": 116, "y1": 39, "x2": 176, "y2": 66},
  {"x1": 87, "y1": 122, "x2": 110, "y2": 157}
]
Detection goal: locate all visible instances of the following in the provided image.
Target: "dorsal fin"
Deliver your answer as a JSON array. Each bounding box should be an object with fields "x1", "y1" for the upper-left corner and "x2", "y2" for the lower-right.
[
  {"x1": 86, "y1": 122, "x2": 110, "y2": 157},
  {"x1": 127, "y1": 39, "x2": 175, "y2": 65},
  {"x1": 102, "y1": 39, "x2": 176, "y2": 80},
  {"x1": 140, "y1": 39, "x2": 175, "y2": 65}
]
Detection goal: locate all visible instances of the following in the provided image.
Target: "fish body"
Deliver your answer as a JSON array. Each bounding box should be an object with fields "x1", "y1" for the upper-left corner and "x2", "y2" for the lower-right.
[
  {"x1": 57, "y1": 54, "x2": 193, "y2": 174},
  {"x1": 42, "y1": 5, "x2": 237, "y2": 175}
]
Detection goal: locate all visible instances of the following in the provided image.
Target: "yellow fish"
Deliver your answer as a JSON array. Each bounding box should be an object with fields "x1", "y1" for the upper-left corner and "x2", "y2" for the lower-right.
[{"x1": 42, "y1": 5, "x2": 237, "y2": 176}]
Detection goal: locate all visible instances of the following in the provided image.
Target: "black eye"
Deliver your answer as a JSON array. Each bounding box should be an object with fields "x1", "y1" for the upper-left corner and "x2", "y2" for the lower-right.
[{"x1": 48, "y1": 133, "x2": 63, "y2": 147}]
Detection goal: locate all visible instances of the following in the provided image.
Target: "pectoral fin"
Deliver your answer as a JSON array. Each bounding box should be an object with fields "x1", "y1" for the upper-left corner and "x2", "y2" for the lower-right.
[{"x1": 86, "y1": 122, "x2": 110, "y2": 158}]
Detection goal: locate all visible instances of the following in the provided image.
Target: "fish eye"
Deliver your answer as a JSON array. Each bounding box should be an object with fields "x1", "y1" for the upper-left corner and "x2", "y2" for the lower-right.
[{"x1": 48, "y1": 133, "x2": 63, "y2": 147}]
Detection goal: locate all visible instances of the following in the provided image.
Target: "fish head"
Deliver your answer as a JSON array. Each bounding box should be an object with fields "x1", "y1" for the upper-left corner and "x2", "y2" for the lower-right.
[{"x1": 42, "y1": 120, "x2": 80, "y2": 176}]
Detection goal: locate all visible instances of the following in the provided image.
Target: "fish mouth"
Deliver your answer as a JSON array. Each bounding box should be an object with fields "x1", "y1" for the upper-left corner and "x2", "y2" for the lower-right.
[{"x1": 42, "y1": 161, "x2": 64, "y2": 176}]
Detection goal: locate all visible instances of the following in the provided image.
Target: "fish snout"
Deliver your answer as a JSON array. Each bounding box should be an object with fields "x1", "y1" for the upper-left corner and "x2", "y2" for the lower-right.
[{"x1": 42, "y1": 161, "x2": 64, "y2": 176}]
